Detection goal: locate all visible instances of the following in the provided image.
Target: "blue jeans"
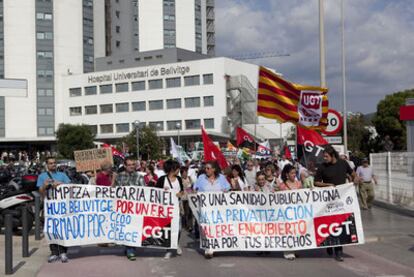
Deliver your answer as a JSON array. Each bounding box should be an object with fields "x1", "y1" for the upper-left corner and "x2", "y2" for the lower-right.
[{"x1": 126, "y1": 247, "x2": 136, "y2": 256}]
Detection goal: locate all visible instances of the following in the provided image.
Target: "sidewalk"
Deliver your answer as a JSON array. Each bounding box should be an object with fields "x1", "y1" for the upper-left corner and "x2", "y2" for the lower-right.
[{"x1": 0, "y1": 232, "x2": 49, "y2": 276}]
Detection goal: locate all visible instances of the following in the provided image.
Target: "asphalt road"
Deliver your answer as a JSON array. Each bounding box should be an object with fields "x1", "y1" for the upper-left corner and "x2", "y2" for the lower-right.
[{"x1": 34, "y1": 207, "x2": 414, "y2": 277}]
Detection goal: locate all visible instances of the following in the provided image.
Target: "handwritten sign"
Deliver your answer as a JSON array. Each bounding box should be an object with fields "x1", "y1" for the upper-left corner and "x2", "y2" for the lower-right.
[
  {"x1": 74, "y1": 148, "x2": 113, "y2": 172},
  {"x1": 44, "y1": 185, "x2": 180, "y2": 249}
]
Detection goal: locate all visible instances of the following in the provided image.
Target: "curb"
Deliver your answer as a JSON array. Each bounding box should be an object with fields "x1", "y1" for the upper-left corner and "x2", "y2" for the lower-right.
[{"x1": 374, "y1": 200, "x2": 414, "y2": 218}]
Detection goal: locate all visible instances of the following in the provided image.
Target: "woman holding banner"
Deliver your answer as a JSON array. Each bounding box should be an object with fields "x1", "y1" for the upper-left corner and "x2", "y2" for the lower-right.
[
  {"x1": 229, "y1": 164, "x2": 250, "y2": 191},
  {"x1": 254, "y1": 171, "x2": 274, "y2": 192},
  {"x1": 156, "y1": 160, "x2": 184, "y2": 259},
  {"x1": 193, "y1": 160, "x2": 231, "y2": 259},
  {"x1": 280, "y1": 164, "x2": 303, "y2": 261}
]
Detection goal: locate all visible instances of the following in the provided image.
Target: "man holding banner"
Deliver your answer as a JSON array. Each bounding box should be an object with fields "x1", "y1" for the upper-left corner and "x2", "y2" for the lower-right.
[
  {"x1": 37, "y1": 157, "x2": 71, "y2": 263},
  {"x1": 314, "y1": 145, "x2": 356, "y2": 262},
  {"x1": 114, "y1": 157, "x2": 145, "y2": 261}
]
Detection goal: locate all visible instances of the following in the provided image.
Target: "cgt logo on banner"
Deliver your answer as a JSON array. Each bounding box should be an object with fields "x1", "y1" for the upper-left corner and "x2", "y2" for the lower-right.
[
  {"x1": 43, "y1": 185, "x2": 180, "y2": 249},
  {"x1": 188, "y1": 184, "x2": 364, "y2": 252},
  {"x1": 314, "y1": 213, "x2": 359, "y2": 246}
]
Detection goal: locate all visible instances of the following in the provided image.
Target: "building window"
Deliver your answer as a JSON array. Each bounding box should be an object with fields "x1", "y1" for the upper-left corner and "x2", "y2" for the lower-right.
[
  {"x1": 115, "y1": 11, "x2": 120, "y2": 18},
  {"x1": 87, "y1": 125, "x2": 97, "y2": 134},
  {"x1": 185, "y1": 97, "x2": 201, "y2": 108},
  {"x1": 116, "y1": 123, "x2": 130, "y2": 133},
  {"x1": 184, "y1": 75, "x2": 200, "y2": 86},
  {"x1": 38, "y1": 108, "x2": 46, "y2": 115},
  {"x1": 164, "y1": 15, "x2": 175, "y2": 21},
  {"x1": 37, "y1": 51, "x2": 53, "y2": 59},
  {"x1": 203, "y1": 74, "x2": 214, "y2": 85},
  {"x1": 116, "y1": 26, "x2": 120, "y2": 33},
  {"x1": 85, "y1": 105, "x2": 97, "y2": 115},
  {"x1": 148, "y1": 79, "x2": 163, "y2": 90},
  {"x1": 38, "y1": 89, "x2": 53, "y2": 96},
  {"x1": 37, "y1": 32, "x2": 53, "y2": 40},
  {"x1": 116, "y1": 40, "x2": 120, "y2": 47},
  {"x1": 131, "y1": 81, "x2": 145, "y2": 91},
  {"x1": 166, "y1": 77, "x2": 181, "y2": 88},
  {"x1": 149, "y1": 100, "x2": 163, "y2": 110},
  {"x1": 44, "y1": 13, "x2": 53, "y2": 20},
  {"x1": 38, "y1": 128, "x2": 46, "y2": 135},
  {"x1": 70, "y1": 107, "x2": 82, "y2": 116},
  {"x1": 84, "y1": 86, "x2": 97, "y2": 95},
  {"x1": 204, "y1": 118, "x2": 214, "y2": 129},
  {"x1": 149, "y1": 121, "x2": 164, "y2": 131},
  {"x1": 166, "y1": 98, "x2": 181, "y2": 109},
  {"x1": 165, "y1": 43, "x2": 175, "y2": 48},
  {"x1": 116, "y1": 102, "x2": 129, "y2": 113},
  {"x1": 167, "y1": 120, "x2": 182, "y2": 131},
  {"x1": 164, "y1": 0, "x2": 175, "y2": 7},
  {"x1": 115, "y1": 82, "x2": 129, "y2": 92},
  {"x1": 131, "y1": 121, "x2": 146, "y2": 130},
  {"x1": 204, "y1": 96, "x2": 214, "y2": 107},
  {"x1": 100, "y1": 104, "x2": 113, "y2": 114},
  {"x1": 132, "y1": 101, "x2": 146, "y2": 111},
  {"x1": 100, "y1": 84, "x2": 113, "y2": 94},
  {"x1": 100, "y1": 124, "x2": 113, "y2": 134},
  {"x1": 69, "y1": 87, "x2": 82, "y2": 97},
  {"x1": 164, "y1": 29, "x2": 176, "y2": 37},
  {"x1": 185, "y1": 119, "x2": 201, "y2": 130},
  {"x1": 46, "y1": 128, "x2": 54, "y2": 135}
]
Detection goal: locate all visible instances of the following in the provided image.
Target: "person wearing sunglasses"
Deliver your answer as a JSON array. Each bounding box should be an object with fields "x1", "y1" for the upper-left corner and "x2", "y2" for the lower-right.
[{"x1": 193, "y1": 160, "x2": 230, "y2": 259}]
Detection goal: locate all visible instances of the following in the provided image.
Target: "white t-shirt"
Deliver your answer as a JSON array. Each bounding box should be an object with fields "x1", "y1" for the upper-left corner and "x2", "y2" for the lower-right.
[
  {"x1": 163, "y1": 176, "x2": 181, "y2": 194},
  {"x1": 155, "y1": 169, "x2": 165, "y2": 178},
  {"x1": 356, "y1": 166, "x2": 374, "y2": 182},
  {"x1": 244, "y1": 169, "x2": 257, "y2": 186}
]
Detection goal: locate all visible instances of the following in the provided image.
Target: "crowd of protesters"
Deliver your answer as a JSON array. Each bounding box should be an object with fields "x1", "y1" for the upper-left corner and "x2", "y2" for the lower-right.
[{"x1": 1, "y1": 146, "x2": 377, "y2": 263}]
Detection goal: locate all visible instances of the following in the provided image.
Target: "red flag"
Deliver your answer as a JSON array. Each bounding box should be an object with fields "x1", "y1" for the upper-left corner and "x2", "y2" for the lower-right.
[
  {"x1": 102, "y1": 143, "x2": 125, "y2": 159},
  {"x1": 201, "y1": 127, "x2": 229, "y2": 169},
  {"x1": 297, "y1": 126, "x2": 328, "y2": 165},
  {"x1": 283, "y1": 145, "x2": 292, "y2": 159},
  {"x1": 236, "y1": 127, "x2": 255, "y2": 149}
]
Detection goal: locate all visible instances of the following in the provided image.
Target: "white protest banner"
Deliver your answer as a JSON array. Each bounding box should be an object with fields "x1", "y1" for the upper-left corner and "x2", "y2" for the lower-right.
[
  {"x1": 44, "y1": 185, "x2": 180, "y2": 249},
  {"x1": 189, "y1": 184, "x2": 364, "y2": 251}
]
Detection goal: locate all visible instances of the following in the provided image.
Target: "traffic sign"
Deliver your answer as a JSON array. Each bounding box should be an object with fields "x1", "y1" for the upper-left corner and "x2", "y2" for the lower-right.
[
  {"x1": 322, "y1": 109, "x2": 343, "y2": 136},
  {"x1": 324, "y1": 136, "x2": 343, "y2": 144}
]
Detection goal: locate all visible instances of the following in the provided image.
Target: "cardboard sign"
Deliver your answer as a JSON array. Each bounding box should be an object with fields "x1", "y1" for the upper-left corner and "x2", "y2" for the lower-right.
[{"x1": 74, "y1": 148, "x2": 113, "y2": 172}]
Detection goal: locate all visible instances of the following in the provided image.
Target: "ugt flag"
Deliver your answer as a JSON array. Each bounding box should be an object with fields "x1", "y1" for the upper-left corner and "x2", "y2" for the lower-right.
[
  {"x1": 297, "y1": 125, "x2": 328, "y2": 166},
  {"x1": 257, "y1": 66, "x2": 329, "y2": 130}
]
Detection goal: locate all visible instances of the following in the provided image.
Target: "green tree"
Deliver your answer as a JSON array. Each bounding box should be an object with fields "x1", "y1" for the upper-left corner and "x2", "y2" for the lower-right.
[
  {"x1": 56, "y1": 124, "x2": 95, "y2": 159},
  {"x1": 347, "y1": 113, "x2": 371, "y2": 154},
  {"x1": 118, "y1": 125, "x2": 163, "y2": 160},
  {"x1": 372, "y1": 89, "x2": 414, "y2": 150}
]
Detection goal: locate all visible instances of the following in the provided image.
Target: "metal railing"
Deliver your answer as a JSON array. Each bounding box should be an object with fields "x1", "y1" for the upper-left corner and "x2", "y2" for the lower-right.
[{"x1": 370, "y1": 152, "x2": 414, "y2": 209}]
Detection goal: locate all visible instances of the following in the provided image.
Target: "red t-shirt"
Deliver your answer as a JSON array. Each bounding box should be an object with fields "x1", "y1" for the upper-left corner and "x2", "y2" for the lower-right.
[
  {"x1": 144, "y1": 174, "x2": 158, "y2": 186},
  {"x1": 96, "y1": 172, "x2": 112, "y2": 186}
]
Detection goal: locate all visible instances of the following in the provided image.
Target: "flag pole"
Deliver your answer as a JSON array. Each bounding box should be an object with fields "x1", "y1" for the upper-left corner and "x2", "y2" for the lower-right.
[
  {"x1": 319, "y1": 0, "x2": 326, "y2": 87},
  {"x1": 341, "y1": 0, "x2": 348, "y2": 155}
]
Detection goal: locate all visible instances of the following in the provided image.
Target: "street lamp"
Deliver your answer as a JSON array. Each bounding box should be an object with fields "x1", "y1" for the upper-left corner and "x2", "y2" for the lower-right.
[
  {"x1": 176, "y1": 122, "x2": 181, "y2": 146},
  {"x1": 134, "y1": 120, "x2": 140, "y2": 160}
]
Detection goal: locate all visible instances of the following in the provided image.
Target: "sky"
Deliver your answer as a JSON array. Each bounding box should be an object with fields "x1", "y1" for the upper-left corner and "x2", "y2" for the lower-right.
[{"x1": 215, "y1": 0, "x2": 414, "y2": 114}]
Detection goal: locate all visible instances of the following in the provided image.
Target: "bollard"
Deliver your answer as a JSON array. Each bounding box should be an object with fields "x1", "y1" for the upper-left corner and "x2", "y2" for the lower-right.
[
  {"x1": 22, "y1": 206, "x2": 29, "y2": 257},
  {"x1": 5, "y1": 213, "x2": 13, "y2": 275},
  {"x1": 34, "y1": 193, "x2": 41, "y2": 240}
]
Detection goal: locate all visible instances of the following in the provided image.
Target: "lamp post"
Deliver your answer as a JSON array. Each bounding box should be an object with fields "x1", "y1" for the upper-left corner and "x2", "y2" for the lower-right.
[
  {"x1": 176, "y1": 122, "x2": 181, "y2": 147},
  {"x1": 134, "y1": 120, "x2": 140, "y2": 160}
]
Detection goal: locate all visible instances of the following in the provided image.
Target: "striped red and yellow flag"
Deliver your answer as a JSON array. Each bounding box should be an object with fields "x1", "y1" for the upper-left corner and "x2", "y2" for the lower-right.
[{"x1": 257, "y1": 66, "x2": 329, "y2": 130}]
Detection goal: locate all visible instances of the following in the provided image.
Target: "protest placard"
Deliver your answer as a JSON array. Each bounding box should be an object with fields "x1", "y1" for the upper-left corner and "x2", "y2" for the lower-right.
[
  {"x1": 44, "y1": 185, "x2": 180, "y2": 249},
  {"x1": 74, "y1": 148, "x2": 113, "y2": 172},
  {"x1": 189, "y1": 184, "x2": 364, "y2": 251}
]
